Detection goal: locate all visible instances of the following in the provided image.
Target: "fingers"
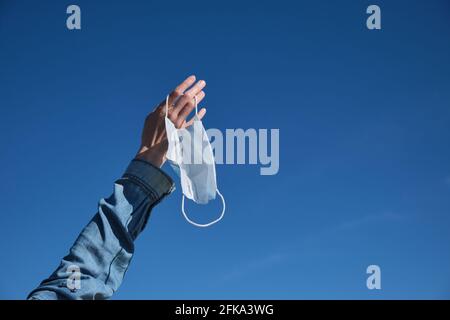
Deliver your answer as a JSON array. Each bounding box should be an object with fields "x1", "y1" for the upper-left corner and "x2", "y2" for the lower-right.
[
  {"x1": 172, "y1": 79, "x2": 206, "y2": 114},
  {"x1": 183, "y1": 108, "x2": 207, "y2": 128},
  {"x1": 156, "y1": 75, "x2": 196, "y2": 114},
  {"x1": 168, "y1": 78, "x2": 206, "y2": 128},
  {"x1": 156, "y1": 75, "x2": 208, "y2": 128},
  {"x1": 168, "y1": 75, "x2": 196, "y2": 105},
  {"x1": 176, "y1": 91, "x2": 206, "y2": 126},
  {"x1": 184, "y1": 79, "x2": 206, "y2": 99},
  {"x1": 197, "y1": 90, "x2": 206, "y2": 102}
]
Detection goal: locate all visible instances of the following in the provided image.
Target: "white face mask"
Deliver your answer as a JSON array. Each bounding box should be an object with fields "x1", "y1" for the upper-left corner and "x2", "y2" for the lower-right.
[{"x1": 164, "y1": 95, "x2": 225, "y2": 227}]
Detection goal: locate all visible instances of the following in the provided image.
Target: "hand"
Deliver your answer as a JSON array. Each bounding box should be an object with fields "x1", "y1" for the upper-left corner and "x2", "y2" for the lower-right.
[{"x1": 135, "y1": 75, "x2": 207, "y2": 167}]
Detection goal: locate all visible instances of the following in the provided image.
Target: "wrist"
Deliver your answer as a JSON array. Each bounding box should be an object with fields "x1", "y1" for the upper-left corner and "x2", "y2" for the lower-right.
[{"x1": 135, "y1": 147, "x2": 166, "y2": 168}]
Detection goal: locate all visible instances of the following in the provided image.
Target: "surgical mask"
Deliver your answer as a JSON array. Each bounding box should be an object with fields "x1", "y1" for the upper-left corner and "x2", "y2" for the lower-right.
[{"x1": 164, "y1": 94, "x2": 225, "y2": 227}]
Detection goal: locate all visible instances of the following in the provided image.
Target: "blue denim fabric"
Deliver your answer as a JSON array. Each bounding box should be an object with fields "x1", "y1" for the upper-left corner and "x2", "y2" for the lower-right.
[{"x1": 28, "y1": 159, "x2": 174, "y2": 300}]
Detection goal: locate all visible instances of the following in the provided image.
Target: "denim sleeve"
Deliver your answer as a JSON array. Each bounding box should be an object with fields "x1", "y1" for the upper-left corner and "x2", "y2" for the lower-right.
[{"x1": 27, "y1": 159, "x2": 174, "y2": 300}]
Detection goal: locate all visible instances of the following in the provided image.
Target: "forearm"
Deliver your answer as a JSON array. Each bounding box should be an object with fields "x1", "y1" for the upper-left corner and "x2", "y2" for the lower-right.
[{"x1": 28, "y1": 159, "x2": 174, "y2": 300}]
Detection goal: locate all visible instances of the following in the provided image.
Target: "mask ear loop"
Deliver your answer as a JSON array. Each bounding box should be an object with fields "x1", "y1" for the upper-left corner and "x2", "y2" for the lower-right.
[
  {"x1": 194, "y1": 95, "x2": 199, "y2": 116},
  {"x1": 180, "y1": 95, "x2": 224, "y2": 227},
  {"x1": 181, "y1": 190, "x2": 226, "y2": 227},
  {"x1": 181, "y1": 94, "x2": 224, "y2": 227},
  {"x1": 165, "y1": 94, "x2": 170, "y2": 117}
]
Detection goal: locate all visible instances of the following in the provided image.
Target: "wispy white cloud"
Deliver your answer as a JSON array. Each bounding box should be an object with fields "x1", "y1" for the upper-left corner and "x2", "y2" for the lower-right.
[
  {"x1": 332, "y1": 212, "x2": 404, "y2": 232},
  {"x1": 299, "y1": 212, "x2": 405, "y2": 246},
  {"x1": 218, "y1": 212, "x2": 405, "y2": 283},
  {"x1": 219, "y1": 252, "x2": 286, "y2": 283}
]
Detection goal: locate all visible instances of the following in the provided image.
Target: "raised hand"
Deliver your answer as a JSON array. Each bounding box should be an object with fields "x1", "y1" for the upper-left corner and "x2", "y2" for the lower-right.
[{"x1": 135, "y1": 75, "x2": 207, "y2": 167}]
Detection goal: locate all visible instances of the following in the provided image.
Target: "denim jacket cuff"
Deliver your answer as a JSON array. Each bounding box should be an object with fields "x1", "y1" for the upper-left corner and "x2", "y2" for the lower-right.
[{"x1": 122, "y1": 159, "x2": 175, "y2": 200}]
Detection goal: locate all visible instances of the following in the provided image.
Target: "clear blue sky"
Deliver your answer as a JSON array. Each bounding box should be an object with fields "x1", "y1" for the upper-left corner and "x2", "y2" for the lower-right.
[{"x1": 1, "y1": 0, "x2": 450, "y2": 299}]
